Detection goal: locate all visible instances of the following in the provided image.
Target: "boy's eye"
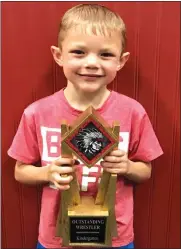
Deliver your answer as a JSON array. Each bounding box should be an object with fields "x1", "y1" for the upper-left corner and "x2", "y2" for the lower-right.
[
  {"x1": 70, "y1": 50, "x2": 84, "y2": 55},
  {"x1": 101, "y1": 52, "x2": 114, "y2": 57}
]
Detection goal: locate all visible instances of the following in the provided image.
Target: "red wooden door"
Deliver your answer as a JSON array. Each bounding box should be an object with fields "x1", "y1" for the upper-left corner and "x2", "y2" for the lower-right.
[{"x1": 2, "y1": 2, "x2": 180, "y2": 248}]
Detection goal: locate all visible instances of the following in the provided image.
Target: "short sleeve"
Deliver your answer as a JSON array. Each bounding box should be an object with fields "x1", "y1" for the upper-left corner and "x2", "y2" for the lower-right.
[
  {"x1": 129, "y1": 110, "x2": 163, "y2": 162},
  {"x1": 7, "y1": 109, "x2": 40, "y2": 164}
]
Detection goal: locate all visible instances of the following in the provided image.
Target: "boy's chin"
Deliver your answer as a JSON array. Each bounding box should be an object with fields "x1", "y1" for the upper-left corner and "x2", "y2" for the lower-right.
[
  {"x1": 79, "y1": 87, "x2": 104, "y2": 94},
  {"x1": 76, "y1": 83, "x2": 108, "y2": 93}
]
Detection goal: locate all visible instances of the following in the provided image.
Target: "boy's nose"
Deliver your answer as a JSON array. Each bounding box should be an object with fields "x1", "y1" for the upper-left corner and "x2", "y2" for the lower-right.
[{"x1": 84, "y1": 54, "x2": 99, "y2": 68}]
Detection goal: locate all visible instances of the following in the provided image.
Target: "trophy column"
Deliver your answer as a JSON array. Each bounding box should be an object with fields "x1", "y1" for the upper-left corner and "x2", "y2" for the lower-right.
[{"x1": 56, "y1": 120, "x2": 80, "y2": 245}]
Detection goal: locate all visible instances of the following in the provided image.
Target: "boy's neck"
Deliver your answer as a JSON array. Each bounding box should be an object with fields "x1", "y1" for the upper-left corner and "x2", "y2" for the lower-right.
[{"x1": 64, "y1": 83, "x2": 111, "y2": 111}]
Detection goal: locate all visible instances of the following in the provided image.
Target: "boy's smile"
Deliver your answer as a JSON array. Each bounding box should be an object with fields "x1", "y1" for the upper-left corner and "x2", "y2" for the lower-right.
[{"x1": 76, "y1": 73, "x2": 105, "y2": 81}]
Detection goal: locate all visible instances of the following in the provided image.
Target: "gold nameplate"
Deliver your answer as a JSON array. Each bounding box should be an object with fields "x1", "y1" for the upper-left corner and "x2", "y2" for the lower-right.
[{"x1": 56, "y1": 106, "x2": 120, "y2": 247}]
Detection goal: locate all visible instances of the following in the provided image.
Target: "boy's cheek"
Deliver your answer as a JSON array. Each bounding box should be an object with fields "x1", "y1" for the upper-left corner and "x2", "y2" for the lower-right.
[
  {"x1": 105, "y1": 61, "x2": 120, "y2": 72},
  {"x1": 65, "y1": 59, "x2": 82, "y2": 69},
  {"x1": 106, "y1": 68, "x2": 118, "y2": 79}
]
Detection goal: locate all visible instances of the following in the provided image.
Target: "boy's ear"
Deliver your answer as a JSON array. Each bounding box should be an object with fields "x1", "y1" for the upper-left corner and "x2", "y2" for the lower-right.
[
  {"x1": 50, "y1": 46, "x2": 63, "y2": 67},
  {"x1": 117, "y1": 52, "x2": 130, "y2": 71}
]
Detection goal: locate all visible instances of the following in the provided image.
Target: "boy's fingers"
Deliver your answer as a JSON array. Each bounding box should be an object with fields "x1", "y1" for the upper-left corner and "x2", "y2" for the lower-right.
[
  {"x1": 58, "y1": 166, "x2": 75, "y2": 174},
  {"x1": 101, "y1": 161, "x2": 121, "y2": 168},
  {"x1": 103, "y1": 155, "x2": 122, "y2": 163},
  {"x1": 54, "y1": 182, "x2": 70, "y2": 190},
  {"x1": 53, "y1": 173, "x2": 73, "y2": 184},
  {"x1": 104, "y1": 168, "x2": 124, "y2": 174},
  {"x1": 50, "y1": 165, "x2": 75, "y2": 175},
  {"x1": 54, "y1": 157, "x2": 74, "y2": 166},
  {"x1": 54, "y1": 157, "x2": 80, "y2": 166},
  {"x1": 107, "y1": 150, "x2": 126, "y2": 157}
]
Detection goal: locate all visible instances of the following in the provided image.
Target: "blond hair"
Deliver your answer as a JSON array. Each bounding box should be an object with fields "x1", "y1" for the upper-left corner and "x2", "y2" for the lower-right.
[{"x1": 58, "y1": 4, "x2": 127, "y2": 53}]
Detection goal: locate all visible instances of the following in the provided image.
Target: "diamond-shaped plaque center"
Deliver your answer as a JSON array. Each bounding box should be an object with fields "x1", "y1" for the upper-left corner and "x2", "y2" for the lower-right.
[
  {"x1": 65, "y1": 117, "x2": 116, "y2": 166},
  {"x1": 70, "y1": 121, "x2": 111, "y2": 161}
]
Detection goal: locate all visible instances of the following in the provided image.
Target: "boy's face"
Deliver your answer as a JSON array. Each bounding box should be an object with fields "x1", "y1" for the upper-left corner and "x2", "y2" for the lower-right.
[{"x1": 52, "y1": 30, "x2": 129, "y2": 93}]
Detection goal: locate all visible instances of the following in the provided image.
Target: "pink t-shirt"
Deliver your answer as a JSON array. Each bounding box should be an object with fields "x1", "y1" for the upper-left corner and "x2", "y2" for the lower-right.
[{"x1": 8, "y1": 90, "x2": 163, "y2": 248}]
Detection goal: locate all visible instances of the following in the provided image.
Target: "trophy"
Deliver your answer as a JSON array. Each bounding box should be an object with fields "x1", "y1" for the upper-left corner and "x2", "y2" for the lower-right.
[{"x1": 56, "y1": 106, "x2": 120, "y2": 247}]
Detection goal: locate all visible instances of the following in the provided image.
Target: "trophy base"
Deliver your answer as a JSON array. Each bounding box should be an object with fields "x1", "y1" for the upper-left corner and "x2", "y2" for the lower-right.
[{"x1": 68, "y1": 196, "x2": 109, "y2": 247}]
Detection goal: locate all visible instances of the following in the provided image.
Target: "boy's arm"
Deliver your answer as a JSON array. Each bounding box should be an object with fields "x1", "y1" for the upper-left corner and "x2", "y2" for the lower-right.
[
  {"x1": 15, "y1": 158, "x2": 78, "y2": 190},
  {"x1": 101, "y1": 150, "x2": 152, "y2": 183},
  {"x1": 124, "y1": 160, "x2": 151, "y2": 183},
  {"x1": 15, "y1": 161, "x2": 50, "y2": 184}
]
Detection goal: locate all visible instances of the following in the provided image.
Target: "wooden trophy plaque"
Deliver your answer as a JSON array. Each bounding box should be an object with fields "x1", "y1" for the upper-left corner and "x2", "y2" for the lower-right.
[{"x1": 56, "y1": 106, "x2": 120, "y2": 247}]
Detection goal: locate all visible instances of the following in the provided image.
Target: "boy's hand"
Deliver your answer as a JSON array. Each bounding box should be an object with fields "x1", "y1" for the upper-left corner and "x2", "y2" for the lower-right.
[
  {"x1": 47, "y1": 157, "x2": 79, "y2": 190},
  {"x1": 101, "y1": 149, "x2": 131, "y2": 175}
]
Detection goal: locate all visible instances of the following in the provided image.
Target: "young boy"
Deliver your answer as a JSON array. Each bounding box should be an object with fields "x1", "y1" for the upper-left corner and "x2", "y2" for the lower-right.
[{"x1": 7, "y1": 4, "x2": 163, "y2": 249}]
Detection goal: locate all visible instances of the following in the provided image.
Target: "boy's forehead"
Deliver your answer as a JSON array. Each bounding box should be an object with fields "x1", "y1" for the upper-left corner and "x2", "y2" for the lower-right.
[
  {"x1": 62, "y1": 29, "x2": 122, "y2": 49},
  {"x1": 65, "y1": 27, "x2": 121, "y2": 39}
]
